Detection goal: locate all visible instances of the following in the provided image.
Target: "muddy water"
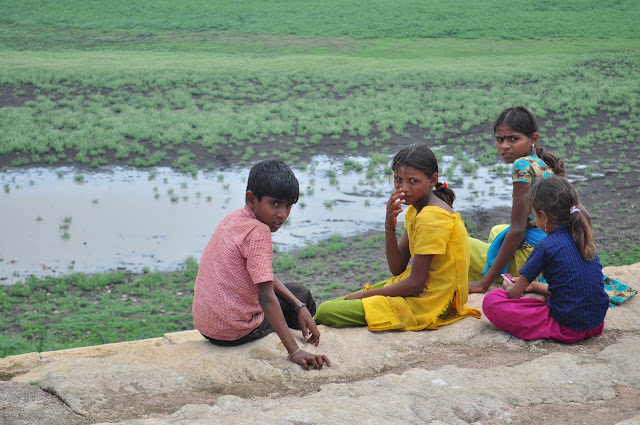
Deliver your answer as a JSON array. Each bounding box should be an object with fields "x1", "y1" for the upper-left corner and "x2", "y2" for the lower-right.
[{"x1": 0, "y1": 155, "x2": 511, "y2": 284}]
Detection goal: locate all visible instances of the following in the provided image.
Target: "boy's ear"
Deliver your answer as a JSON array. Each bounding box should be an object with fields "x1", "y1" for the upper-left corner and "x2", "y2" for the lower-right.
[{"x1": 246, "y1": 190, "x2": 256, "y2": 208}]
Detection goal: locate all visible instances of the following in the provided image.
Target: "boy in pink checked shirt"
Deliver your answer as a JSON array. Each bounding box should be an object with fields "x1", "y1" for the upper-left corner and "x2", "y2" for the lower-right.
[{"x1": 192, "y1": 160, "x2": 330, "y2": 370}]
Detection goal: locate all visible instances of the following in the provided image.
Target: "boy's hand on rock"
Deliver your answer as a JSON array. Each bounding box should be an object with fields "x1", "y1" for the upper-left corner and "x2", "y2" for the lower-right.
[
  {"x1": 298, "y1": 308, "x2": 321, "y2": 346},
  {"x1": 289, "y1": 350, "x2": 331, "y2": 370}
]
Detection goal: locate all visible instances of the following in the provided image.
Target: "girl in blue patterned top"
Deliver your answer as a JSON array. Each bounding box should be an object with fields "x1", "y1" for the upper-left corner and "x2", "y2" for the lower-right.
[
  {"x1": 483, "y1": 176, "x2": 609, "y2": 342},
  {"x1": 468, "y1": 106, "x2": 566, "y2": 293}
]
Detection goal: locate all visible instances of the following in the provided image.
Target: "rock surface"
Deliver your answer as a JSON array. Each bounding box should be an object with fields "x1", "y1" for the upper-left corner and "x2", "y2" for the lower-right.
[{"x1": 2, "y1": 264, "x2": 640, "y2": 425}]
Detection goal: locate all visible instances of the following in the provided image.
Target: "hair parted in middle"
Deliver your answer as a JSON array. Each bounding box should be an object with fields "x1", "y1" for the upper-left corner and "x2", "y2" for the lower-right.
[
  {"x1": 391, "y1": 143, "x2": 455, "y2": 207},
  {"x1": 494, "y1": 105, "x2": 566, "y2": 177},
  {"x1": 246, "y1": 159, "x2": 299, "y2": 203},
  {"x1": 528, "y1": 176, "x2": 596, "y2": 261}
]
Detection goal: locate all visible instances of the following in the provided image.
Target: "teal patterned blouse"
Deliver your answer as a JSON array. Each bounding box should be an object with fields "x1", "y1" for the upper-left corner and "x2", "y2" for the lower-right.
[{"x1": 512, "y1": 155, "x2": 554, "y2": 227}]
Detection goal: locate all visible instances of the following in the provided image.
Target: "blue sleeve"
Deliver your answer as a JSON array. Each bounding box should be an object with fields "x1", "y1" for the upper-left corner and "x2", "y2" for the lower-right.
[{"x1": 519, "y1": 243, "x2": 547, "y2": 282}]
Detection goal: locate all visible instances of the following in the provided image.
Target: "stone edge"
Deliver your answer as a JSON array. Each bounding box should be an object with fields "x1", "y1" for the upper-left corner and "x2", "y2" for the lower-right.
[{"x1": 0, "y1": 329, "x2": 205, "y2": 380}]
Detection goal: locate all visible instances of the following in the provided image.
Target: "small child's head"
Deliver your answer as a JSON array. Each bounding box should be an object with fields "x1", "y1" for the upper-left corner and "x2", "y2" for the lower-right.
[
  {"x1": 245, "y1": 159, "x2": 299, "y2": 232},
  {"x1": 391, "y1": 143, "x2": 455, "y2": 207},
  {"x1": 528, "y1": 176, "x2": 596, "y2": 260}
]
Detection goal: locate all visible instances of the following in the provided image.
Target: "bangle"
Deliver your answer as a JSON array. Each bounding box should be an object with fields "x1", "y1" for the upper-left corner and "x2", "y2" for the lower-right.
[
  {"x1": 385, "y1": 228, "x2": 396, "y2": 233},
  {"x1": 287, "y1": 347, "x2": 301, "y2": 359},
  {"x1": 294, "y1": 302, "x2": 306, "y2": 312}
]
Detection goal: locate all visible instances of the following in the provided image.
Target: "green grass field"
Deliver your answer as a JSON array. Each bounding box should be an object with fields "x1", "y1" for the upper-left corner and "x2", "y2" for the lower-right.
[
  {"x1": 1, "y1": 0, "x2": 639, "y2": 357},
  {"x1": 1, "y1": 1, "x2": 639, "y2": 173},
  {"x1": 0, "y1": 259, "x2": 199, "y2": 357},
  {"x1": 2, "y1": 50, "x2": 638, "y2": 173},
  {"x1": 2, "y1": 0, "x2": 639, "y2": 40}
]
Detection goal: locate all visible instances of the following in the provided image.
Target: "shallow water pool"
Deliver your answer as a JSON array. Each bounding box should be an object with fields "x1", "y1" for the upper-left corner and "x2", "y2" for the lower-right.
[{"x1": 0, "y1": 154, "x2": 512, "y2": 284}]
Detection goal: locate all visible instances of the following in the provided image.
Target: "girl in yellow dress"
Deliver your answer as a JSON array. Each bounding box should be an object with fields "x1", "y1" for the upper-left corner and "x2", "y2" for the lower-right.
[{"x1": 314, "y1": 144, "x2": 480, "y2": 331}]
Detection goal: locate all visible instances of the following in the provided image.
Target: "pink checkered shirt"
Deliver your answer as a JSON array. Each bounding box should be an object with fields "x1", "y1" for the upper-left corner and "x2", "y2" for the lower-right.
[{"x1": 192, "y1": 205, "x2": 274, "y2": 340}]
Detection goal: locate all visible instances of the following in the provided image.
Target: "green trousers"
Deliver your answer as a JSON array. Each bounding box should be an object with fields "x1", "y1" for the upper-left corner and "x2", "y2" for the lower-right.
[{"x1": 314, "y1": 281, "x2": 387, "y2": 328}]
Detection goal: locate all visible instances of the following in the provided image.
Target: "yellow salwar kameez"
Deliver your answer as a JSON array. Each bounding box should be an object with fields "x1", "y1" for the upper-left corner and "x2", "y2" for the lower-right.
[{"x1": 315, "y1": 205, "x2": 480, "y2": 331}]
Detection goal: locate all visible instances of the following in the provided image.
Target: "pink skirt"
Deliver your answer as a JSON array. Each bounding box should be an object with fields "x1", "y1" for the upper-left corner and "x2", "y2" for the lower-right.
[{"x1": 482, "y1": 289, "x2": 604, "y2": 343}]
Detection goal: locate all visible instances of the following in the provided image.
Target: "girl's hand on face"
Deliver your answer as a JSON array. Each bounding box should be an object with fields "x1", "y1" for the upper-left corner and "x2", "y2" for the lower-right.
[{"x1": 385, "y1": 188, "x2": 405, "y2": 231}]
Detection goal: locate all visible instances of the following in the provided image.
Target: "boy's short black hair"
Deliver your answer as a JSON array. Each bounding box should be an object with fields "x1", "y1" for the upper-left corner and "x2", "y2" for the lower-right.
[{"x1": 246, "y1": 159, "x2": 299, "y2": 203}]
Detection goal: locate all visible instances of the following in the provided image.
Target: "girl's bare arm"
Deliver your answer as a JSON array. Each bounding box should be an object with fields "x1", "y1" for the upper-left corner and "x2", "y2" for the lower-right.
[
  {"x1": 526, "y1": 280, "x2": 551, "y2": 296},
  {"x1": 385, "y1": 188, "x2": 411, "y2": 275},
  {"x1": 505, "y1": 274, "x2": 531, "y2": 299},
  {"x1": 386, "y1": 230, "x2": 410, "y2": 276},
  {"x1": 470, "y1": 182, "x2": 529, "y2": 293}
]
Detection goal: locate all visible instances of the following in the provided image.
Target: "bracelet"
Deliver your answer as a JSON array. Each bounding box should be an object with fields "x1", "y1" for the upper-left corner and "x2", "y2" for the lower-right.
[
  {"x1": 294, "y1": 302, "x2": 306, "y2": 312},
  {"x1": 287, "y1": 347, "x2": 301, "y2": 359},
  {"x1": 385, "y1": 228, "x2": 396, "y2": 233}
]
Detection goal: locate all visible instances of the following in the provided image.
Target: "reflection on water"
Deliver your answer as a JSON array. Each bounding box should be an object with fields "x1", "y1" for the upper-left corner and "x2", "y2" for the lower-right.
[{"x1": 0, "y1": 154, "x2": 511, "y2": 284}]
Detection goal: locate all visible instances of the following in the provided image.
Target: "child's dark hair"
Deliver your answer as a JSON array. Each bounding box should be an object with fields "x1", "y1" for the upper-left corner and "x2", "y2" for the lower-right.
[
  {"x1": 391, "y1": 143, "x2": 455, "y2": 207},
  {"x1": 246, "y1": 159, "x2": 299, "y2": 203},
  {"x1": 494, "y1": 105, "x2": 566, "y2": 176},
  {"x1": 528, "y1": 176, "x2": 596, "y2": 261}
]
